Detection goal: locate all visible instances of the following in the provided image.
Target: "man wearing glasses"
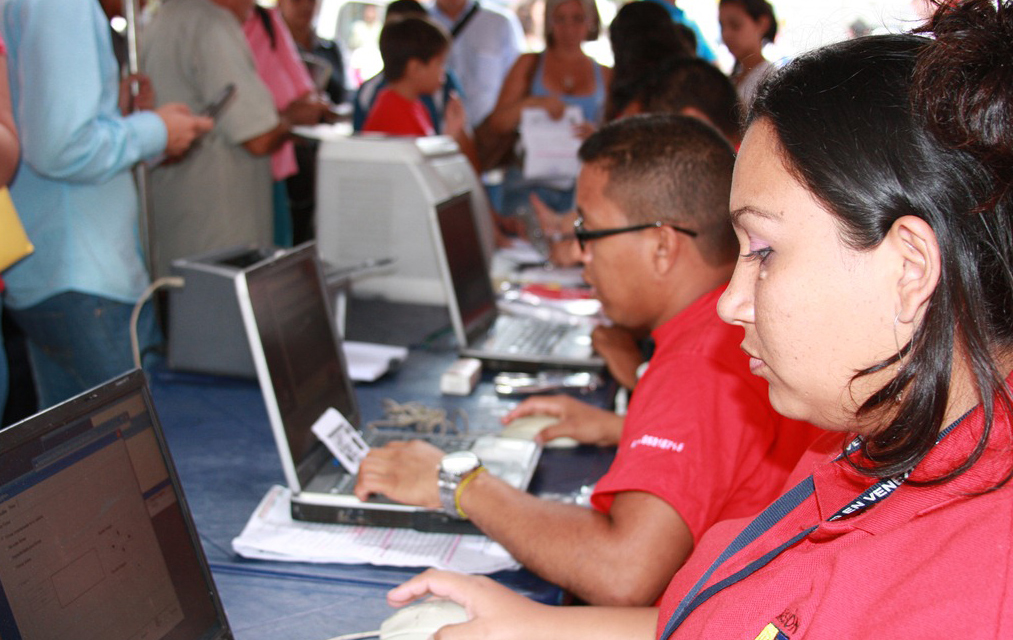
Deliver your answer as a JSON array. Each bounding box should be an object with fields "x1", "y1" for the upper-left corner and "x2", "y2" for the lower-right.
[{"x1": 355, "y1": 114, "x2": 817, "y2": 606}]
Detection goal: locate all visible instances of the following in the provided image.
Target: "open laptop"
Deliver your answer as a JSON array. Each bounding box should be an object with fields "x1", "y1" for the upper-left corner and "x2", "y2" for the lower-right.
[
  {"x1": 429, "y1": 192, "x2": 605, "y2": 371},
  {"x1": 0, "y1": 370, "x2": 235, "y2": 640},
  {"x1": 234, "y1": 243, "x2": 542, "y2": 534}
]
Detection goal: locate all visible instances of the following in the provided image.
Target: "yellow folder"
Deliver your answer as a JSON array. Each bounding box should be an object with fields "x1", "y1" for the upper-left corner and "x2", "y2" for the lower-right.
[{"x1": 0, "y1": 186, "x2": 32, "y2": 272}]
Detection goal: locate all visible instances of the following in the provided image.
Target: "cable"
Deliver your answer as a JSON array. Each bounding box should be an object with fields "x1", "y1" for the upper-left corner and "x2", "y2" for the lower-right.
[
  {"x1": 131, "y1": 276, "x2": 185, "y2": 369},
  {"x1": 365, "y1": 399, "x2": 470, "y2": 437}
]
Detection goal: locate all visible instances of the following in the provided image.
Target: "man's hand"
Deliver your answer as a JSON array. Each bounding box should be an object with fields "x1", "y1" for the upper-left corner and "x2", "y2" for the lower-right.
[
  {"x1": 592, "y1": 325, "x2": 645, "y2": 391},
  {"x1": 529, "y1": 194, "x2": 581, "y2": 267},
  {"x1": 502, "y1": 395, "x2": 623, "y2": 446},
  {"x1": 283, "y1": 93, "x2": 332, "y2": 126},
  {"x1": 155, "y1": 104, "x2": 214, "y2": 158},
  {"x1": 353, "y1": 440, "x2": 444, "y2": 508},
  {"x1": 444, "y1": 94, "x2": 467, "y2": 138}
]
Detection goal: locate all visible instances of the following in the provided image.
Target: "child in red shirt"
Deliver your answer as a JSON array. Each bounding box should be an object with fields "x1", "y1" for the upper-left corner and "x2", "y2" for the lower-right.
[{"x1": 363, "y1": 16, "x2": 463, "y2": 137}]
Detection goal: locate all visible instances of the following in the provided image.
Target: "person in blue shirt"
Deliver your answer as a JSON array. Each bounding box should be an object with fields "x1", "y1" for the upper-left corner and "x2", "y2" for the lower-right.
[
  {"x1": 1, "y1": 0, "x2": 211, "y2": 410},
  {"x1": 643, "y1": 0, "x2": 717, "y2": 62}
]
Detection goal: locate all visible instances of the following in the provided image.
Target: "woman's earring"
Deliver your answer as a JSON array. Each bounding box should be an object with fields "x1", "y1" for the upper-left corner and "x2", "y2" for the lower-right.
[{"x1": 893, "y1": 314, "x2": 903, "y2": 357}]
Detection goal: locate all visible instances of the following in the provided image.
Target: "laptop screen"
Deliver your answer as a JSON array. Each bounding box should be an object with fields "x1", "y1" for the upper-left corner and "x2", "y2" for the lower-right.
[
  {"x1": 0, "y1": 371, "x2": 230, "y2": 640},
  {"x1": 434, "y1": 193, "x2": 499, "y2": 334},
  {"x1": 241, "y1": 244, "x2": 360, "y2": 488}
]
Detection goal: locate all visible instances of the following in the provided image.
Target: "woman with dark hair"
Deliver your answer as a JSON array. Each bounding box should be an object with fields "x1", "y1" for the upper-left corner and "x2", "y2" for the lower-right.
[
  {"x1": 368, "y1": 1, "x2": 1013, "y2": 638},
  {"x1": 718, "y1": 0, "x2": 776, "y2": 105},
  {"x1": 604, "y1": 0, "x2": 694, "y2": 122}
]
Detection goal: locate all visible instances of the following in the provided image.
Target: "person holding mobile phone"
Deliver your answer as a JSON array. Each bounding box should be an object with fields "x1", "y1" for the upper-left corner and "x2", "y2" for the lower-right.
[
  {"x1": 141, "y1": 0, "x2": 314, "y2": 278},
  {"x1": 0, "y1": 0, "x2": 212, "y2": 411}
]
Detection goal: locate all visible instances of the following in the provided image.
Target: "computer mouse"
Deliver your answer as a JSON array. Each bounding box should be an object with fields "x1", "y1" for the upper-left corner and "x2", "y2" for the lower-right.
[
  {"x1": 379, "y1": 599, "x2": 469, "y2": 640},
  {"x1": 501, "y1": 415, "x2": 579, "y2": 449}
]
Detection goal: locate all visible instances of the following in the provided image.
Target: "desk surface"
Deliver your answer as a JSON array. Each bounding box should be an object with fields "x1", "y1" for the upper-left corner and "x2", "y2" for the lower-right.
[{"x1": 150, "y1": 298, "x2": 614, "y2": 640}]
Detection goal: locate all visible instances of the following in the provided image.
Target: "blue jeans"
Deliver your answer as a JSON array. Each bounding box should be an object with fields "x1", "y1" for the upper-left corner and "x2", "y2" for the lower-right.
[
  {"x1": 497, "y1": 166, "x2": 575, "y2": 218},
  {"x1": 0, "y1": 293, "x2": 7, "y2": 420},
  {"x1": 8, "y1": 291, "x2": 161, "y2": 410}
]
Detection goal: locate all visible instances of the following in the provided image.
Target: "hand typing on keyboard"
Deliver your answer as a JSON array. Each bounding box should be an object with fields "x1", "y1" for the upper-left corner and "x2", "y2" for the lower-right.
[{"x1": 354, "y1": 440, "x2": 444, "y2": 508}]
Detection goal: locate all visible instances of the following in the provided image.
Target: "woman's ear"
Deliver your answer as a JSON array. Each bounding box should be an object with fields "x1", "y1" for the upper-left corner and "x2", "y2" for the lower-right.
[{"x1": 888, "y1": 215, "x2": 941, "y2": 324}]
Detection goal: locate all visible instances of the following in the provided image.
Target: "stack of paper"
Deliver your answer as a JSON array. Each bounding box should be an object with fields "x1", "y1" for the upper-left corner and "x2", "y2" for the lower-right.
[
  {"x1": 231, "y1": 485, "x2": 520, "y2": 574},
  {"x1": 343, "y1": 341, "x2": 408, "y2": 382}
]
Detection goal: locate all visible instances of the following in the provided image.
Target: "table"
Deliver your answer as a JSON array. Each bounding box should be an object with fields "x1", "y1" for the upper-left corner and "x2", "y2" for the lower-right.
[{"x1": 149, "y1": 298, "x2": 615, "y2": 639}]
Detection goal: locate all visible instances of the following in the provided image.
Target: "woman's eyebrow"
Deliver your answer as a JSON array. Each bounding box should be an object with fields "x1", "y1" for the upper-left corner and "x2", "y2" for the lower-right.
[{"x1": 730, "y1": 206, "x2": 781, "y2": 227}]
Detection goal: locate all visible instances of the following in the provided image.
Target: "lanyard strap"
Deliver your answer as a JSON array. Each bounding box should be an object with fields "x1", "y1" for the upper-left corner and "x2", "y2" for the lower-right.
[
  {"x1": 660, "y1": 417, "x2": 967, "y2": 639},
  {"x1": 659, "y1": 475, "x2": 816, "y2": 639},
  {"x1": 451, "y1": 1, "x2": 481, "y2": 38}
]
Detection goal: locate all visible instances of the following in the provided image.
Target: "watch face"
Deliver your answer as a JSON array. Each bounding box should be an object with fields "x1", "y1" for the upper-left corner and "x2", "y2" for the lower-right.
[{"x1": 441, "y1": 451, "x2": 480, "y2": 475}]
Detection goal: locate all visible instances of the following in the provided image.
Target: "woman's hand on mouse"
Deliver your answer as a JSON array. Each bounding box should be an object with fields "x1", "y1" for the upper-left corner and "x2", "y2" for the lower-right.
[{"x1": 387, "y1": 569, "x2": 551, "y2": 640}]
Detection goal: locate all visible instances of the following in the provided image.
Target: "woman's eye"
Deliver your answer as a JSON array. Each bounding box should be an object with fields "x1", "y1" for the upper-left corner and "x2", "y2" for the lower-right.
[{"x1": 741, "y1": 247, "x2": 773, "y2": 263}]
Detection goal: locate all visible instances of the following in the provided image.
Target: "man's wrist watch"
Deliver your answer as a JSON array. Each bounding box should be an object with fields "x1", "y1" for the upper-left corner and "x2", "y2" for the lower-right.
[{"x1": 437, "y1": 451, "x2": 483, "y2": 518}]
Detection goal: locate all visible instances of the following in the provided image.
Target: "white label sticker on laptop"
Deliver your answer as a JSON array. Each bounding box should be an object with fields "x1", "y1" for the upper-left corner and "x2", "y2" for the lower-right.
[{"x1": 311, "y1": 408, "x2": 370, "y2": 474}]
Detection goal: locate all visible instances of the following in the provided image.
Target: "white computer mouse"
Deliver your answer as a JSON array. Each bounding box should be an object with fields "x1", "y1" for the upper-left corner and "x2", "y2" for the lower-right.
[
  {"x1": 500, "y1": 415, "x2": 579, "y2": 449},
  {"x1": 379, "y1": 599, "x2": 469, "y2": 640}
]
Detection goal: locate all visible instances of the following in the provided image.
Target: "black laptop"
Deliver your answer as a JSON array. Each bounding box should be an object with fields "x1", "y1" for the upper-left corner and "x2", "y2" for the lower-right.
[{"x1": 0, "y1": 371, "x2": 234, "y2": 640}]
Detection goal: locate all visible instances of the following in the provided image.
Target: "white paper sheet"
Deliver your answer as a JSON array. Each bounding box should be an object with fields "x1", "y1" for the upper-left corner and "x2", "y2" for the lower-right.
[
  {"x1": 231, "y1": 485, "x2": 520, "y2": 574},
  {"x1": 519, "y1": 105, "x2": 583, "y2": 181},
  {"x1": 343, "y1": 341, "x2": 408, "y2": 382}
]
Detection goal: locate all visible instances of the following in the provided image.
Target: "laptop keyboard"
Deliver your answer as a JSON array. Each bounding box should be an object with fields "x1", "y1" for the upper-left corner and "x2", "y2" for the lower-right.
[{"x1": 486, "y1": 317, "x2": 570, "y2": 355}]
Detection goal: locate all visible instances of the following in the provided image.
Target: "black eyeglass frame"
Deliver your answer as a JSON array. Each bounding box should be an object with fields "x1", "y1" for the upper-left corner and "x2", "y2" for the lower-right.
[{"x1": 573, "y1": 218, "x2": 698, "y2": 251}]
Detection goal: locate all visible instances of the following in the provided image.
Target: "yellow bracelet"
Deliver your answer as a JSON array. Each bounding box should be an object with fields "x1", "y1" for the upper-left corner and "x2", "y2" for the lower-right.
[{"x1": 454, "y1": 466, "x2": 487, "y2": 519}]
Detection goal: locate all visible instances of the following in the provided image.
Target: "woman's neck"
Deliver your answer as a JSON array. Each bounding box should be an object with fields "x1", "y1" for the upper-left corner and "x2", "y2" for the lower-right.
[
  {"x1": 735, "y1": 51, "x2": 766, "y2": 80},
  {"x1": 548, "y1": 43, "x2": 585, "y2": 61}
]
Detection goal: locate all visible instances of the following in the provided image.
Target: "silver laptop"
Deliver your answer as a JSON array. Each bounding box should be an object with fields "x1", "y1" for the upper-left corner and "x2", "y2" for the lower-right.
[
  {"x1": 429, "y1": 192, "x2": 605, "y2": 371},
  {"x1": 234, "y1": 243, "x2": 542, "y2": 534},
  {"x1": 0, "y1": 371, "x2": 234, "y2": 640}
]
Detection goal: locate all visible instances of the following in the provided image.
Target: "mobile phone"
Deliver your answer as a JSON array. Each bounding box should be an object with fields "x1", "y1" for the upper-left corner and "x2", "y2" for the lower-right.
[{"x1": 201, "y1": 83, "x2": 236, "y2": 119}]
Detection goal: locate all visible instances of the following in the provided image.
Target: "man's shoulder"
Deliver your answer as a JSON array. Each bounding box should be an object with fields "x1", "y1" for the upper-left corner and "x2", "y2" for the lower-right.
[
  {"x1": 151, "y1": 0, "x2": 236, "y2": 29},
  {"x1": 473, "y1": 2, "x2": 522, "y2": 28}
]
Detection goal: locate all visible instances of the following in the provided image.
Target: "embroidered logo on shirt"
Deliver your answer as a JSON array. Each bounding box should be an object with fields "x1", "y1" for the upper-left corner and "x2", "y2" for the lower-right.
[
  {"x1": 775, "y1": 608, "x2": 800, "y2": 634},
  {"x1": 629, "y1": 434, "x2": 685, "y2": 452}
]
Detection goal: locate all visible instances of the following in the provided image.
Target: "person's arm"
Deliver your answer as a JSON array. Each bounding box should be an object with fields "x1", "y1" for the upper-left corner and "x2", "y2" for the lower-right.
[
  {"x1": 242, "y1": 94, "x2": 329, "y2": 156},
  {"x1": 388, "y1": 569, "x2": 658, "y2": 640},
  {"x1": 0, "y1": 47, "x2": 20, "y2": 186},
  {"x1": 592, "y1": 325, "x2": 646, "y2": 391},
  {"x1": 15, "y1": 0, "x2": 171, "y2": 182},
  {"x1": 485, "y1": 54, "x2": 567, "y2": 134},
  {"x1": 355, "y1": 441, "x2": 694, "y2": 605}
]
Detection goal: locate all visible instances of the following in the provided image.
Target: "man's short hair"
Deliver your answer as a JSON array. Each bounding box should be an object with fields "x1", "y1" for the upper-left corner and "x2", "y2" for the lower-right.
[
  {"x1": 638, "y1": 57, "x2": 743, "y2": 146},
  {"x1": 578, "y1": 114, "x2": 738, "y2": 266},
  {"x1": 379, "y1": 16, "x2": 449, "y2": 81}
]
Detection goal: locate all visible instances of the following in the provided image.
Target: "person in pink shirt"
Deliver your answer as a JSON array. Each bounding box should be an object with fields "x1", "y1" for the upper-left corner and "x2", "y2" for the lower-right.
[{"x1": 243, "y1": 5, "x2": 332, "y2": 245}]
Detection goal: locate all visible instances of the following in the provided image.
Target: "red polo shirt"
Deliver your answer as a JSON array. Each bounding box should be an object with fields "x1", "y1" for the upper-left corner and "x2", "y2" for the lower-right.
[
  {"x1": 591, "y1": 286, "x2": 819, "y2": 542},
  {"x1": 657, "y1": 387, "x2": 1013, "y2": 639}
]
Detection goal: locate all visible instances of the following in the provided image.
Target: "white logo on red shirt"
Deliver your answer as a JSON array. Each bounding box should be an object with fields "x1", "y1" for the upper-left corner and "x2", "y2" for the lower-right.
[{"x1": 630, "y1": 434, "x2": 685, "y2": 452}]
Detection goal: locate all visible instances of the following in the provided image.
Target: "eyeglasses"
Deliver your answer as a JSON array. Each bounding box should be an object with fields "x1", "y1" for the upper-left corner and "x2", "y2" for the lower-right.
[{"x1": 573, "y1": 217, "x2": 698, "y2": 252}]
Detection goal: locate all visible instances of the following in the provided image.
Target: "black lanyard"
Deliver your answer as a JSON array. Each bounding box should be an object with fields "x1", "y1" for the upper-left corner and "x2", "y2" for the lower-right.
[
  {"x1": 660, "y1": 417, "x2": 966, "y2": 639},
  {"x1": 450, "y1": 1, "x2": 481, "y2": 38}
]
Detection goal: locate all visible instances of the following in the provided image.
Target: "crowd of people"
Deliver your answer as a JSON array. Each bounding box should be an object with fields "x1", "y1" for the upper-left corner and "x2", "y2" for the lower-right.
[{"x1": 3, "y1": 0, "x2": 1013, "y2": 637}]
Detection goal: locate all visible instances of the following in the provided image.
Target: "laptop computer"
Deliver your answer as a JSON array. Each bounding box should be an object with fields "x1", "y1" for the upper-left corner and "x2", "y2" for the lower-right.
[
  {"x1": 429, "y1": 192, "x2": 605, "y2": 371},
  {"x1": 233, "y1": 243, "x2": 542, "y2": 534},
  {"x1": 0, "y1": 370, "x2": 235, "y2": 640}
]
